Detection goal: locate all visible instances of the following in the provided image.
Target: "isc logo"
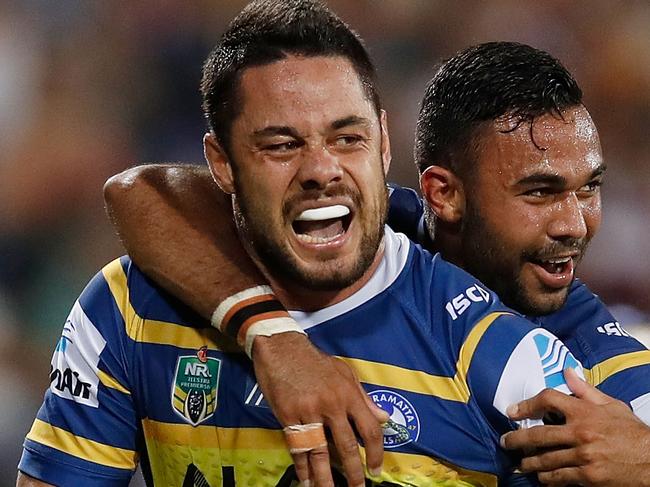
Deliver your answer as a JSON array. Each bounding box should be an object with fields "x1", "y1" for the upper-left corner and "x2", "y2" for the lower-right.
[
  {"x1": 445, "y1": 284, "x2": 490, "y2": 320},
  {"x1": 596, "y1": 321, "x2": 630, "y2": 337}
]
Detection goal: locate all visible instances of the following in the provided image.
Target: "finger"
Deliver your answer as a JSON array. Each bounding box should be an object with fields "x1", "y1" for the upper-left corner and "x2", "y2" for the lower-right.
[
  {"x1": 361, "y1": 390, "x2": 389, "y2": 423},
  {"x1": 519, "y1": 447, "x2": 583, "y2": 473},
  {"x1": 327, "y1": 419, "x2": 366, "y2": 487},
  {"x1": 564, "y1": 367, "x2": 610, "y2": 405},
  {"x1": 308, "y1": 445, "x2": 335, "y2": 487},
  {"x1": 501, "y1": 424, "x2": 577, "y2": 451},
  {"x1": 292, "y1": 452, "x2": 311, "y2": 486},
  {"x1": 332, "y1": 358, "x2": 384, "y2": 479},
  {"x1": 537, "y1": 466, "x2": 584, "y2": 486},
  {"x1": 337, "y1": 358, "x2": 389, "y2": 424},
  {"x1": 349, "y1": 401, "x2": 384, "y2": 476},
  {"x1": 507, "y1": 388, "x2": 578, "y2": 421}
]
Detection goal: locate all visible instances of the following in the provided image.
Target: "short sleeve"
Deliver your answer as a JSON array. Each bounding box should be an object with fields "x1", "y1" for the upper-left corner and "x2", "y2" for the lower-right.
[{"x1": 19, "y1": 261, "x2": 139, "y2": 486}]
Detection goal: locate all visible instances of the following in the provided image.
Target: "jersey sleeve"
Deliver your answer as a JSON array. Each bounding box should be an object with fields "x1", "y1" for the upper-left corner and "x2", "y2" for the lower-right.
[
  {"x1": 18, "y1": 258, "x2": 138, "y2": 486},
  {"x1": 466, "y1": 313, "x2": 583, "y2": 434},
  {"x1": 538, "y1": 280, "x2": 650, "y2": 424}
]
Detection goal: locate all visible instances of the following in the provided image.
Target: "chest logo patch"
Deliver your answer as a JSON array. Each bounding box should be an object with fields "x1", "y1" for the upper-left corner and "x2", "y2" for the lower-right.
[
  {"x1": 172, "y1": 346, "x2": 221, "y2": 426},
  {"x1": 369, "y1": 389, "x2": 420, "y2": 448}
]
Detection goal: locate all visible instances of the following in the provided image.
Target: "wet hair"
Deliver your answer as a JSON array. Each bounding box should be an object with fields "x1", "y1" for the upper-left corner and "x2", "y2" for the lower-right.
[
  {"x1": 414, "y1": 41, "x2": 583, "y2": 175},
  {"x1": 201, "y1": 0, "x2": 380, "y2": 155}
]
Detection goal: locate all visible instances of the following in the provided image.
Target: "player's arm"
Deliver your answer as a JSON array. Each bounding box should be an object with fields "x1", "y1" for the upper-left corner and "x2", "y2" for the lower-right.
[
  {"x1": 16, "y1": 472, "x2": 54, "y2": 486},
  {"x1": 104, "y1": 164, "x2": 388, "y2": 487},
  {"x1": 498, "y1": 283, "x2": 650, "y2": 485},
  {"x1": 537, "y1": 280, "x2": 650, "y2": 421},
  {"x1": 18, "y1": 262, "x2": 139, "y2": 486},
  {"x1": 502, "y1": 369, "x2": 650, "y2": 487},
  {"x1": 460, "y1": 310, "x2": 584, "y2": 486}
]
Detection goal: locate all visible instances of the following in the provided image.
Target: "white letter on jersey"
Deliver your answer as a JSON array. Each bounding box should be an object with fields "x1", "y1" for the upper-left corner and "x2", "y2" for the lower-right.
[
  {"x1": 49, "y1": 301, "x2": 106, "y2": 408},
  {"x1": 445, "y1": 284, "x2": 490, "y2": 320}
]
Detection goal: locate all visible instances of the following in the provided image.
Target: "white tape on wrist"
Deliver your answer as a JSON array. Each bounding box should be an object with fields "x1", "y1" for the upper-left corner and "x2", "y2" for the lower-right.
[{"x1": 210, "y1": 285, "x2": 305, "y2": 357}]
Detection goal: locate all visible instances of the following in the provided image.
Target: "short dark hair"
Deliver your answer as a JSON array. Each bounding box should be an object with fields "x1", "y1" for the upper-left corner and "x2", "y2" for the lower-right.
[
  {"x1": 414, "y1": 41, "x2": 583, "y2": 175},
  {"x1": 201, "y1": 0, "x2": 380, "y2": 154}
]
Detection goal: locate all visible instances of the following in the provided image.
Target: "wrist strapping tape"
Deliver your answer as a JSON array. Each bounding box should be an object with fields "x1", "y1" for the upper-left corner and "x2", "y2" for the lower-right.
[{"x1": 211, "y1": 285, "x2": 305, "y2": 357}]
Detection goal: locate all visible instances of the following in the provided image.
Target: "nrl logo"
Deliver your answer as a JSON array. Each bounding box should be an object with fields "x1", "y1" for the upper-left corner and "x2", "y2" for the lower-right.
[{"x1": 172, "y1": 346, "x2": 221, "y2": 426}]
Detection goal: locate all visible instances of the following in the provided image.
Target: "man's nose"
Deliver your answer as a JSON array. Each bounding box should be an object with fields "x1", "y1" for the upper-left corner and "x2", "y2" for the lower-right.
[
  {"x1": 547, "y1": 193, "x2": 588, "y2": 241},
  {"x1": 296, "y1": 146, "x2": 344, "y2": 190}
]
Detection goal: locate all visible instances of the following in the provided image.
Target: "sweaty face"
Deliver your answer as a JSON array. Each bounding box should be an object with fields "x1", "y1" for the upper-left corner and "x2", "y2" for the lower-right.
[
  {"x1": 223, "y1": 55, "x2": 389, "y2": 296},
  {"x1": 460, "y1": 107, "x2": 604, "y2": 315}
]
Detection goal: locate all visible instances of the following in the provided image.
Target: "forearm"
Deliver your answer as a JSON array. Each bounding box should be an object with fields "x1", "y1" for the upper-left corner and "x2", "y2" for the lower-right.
[
  {"x1": 104, "y1": 164, "x2": 267, "y2": 320},
  {"x1": 16, "y1": 471, "x2": 55, "y2": 486}
]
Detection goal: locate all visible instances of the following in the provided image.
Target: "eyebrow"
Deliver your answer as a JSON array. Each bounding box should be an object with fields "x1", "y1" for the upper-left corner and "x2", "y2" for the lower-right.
[
  {"x1": 331, "y1": 115, "x2": 372, "y2": 130},
  {"x1": 252, "y1": 126, "x2": 300, "y2": 138},
  {"x1": 251, "y1": 115, "x2": 373, "y2": 139},
  {"x1": 516, "y1": 163, "x2": 608, "y2": 187}
]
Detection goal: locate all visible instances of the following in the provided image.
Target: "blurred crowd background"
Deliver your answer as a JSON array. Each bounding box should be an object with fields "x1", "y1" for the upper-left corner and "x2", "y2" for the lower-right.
[{"x1": 1, "y1": 0, "x2": 649, "y2": 484}]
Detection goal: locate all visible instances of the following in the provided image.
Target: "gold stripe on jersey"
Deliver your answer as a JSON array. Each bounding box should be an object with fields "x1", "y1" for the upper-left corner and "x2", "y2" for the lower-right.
[
  {"x1": 455, "y1": 312, "x2": 511, "y2": 401},
  {"x1": 142, "y1": 419, "x2": 495, "y2": 486},
  {"x1": 101, "y1": 259, "x2": 238, "y2": 352},
  {"x1": 102, "y1": 259, "x2": 135, "y2": 333},
  {"x1": 584, "y1": 350, "x2": 650, "y2": 387},
  {"x1": 341, "y1": 357, "x2": 467, "y2": 402},
  {"x1": 97, "y1": 369, "x2": 130, "y2": 395},
  {"x1": 343, "y1": 312, "x2": 510, "y2": 404},
  {"x1": 27, "y1": 419, "x2": 137, "y2": 470}
]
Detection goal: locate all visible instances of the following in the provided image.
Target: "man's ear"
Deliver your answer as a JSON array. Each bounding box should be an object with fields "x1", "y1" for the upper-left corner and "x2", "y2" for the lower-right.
[
  {"x1": 204, "y1": 133, "x2": 235, "y2": 194},
  {"x1": 379, "y1": 110, "x2": 392, "y2": 175},
  {"x1": 419, "y1": 165, "x2": 465, "y2": 223}
]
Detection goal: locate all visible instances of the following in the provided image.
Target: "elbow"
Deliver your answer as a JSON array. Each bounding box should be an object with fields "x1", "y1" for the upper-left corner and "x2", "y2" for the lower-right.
[{"x1": 103, "y1": 165, "x2": 152, "y2": 208}]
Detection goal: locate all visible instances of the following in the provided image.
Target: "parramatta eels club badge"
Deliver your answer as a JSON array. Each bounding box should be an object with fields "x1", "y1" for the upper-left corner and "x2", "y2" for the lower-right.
[
  {"x1": 172, "y1": 346, "x2": 221, "y2": 426},
  {"x1": 369, "y1": 389, "x2": 420, "y2": 448}
]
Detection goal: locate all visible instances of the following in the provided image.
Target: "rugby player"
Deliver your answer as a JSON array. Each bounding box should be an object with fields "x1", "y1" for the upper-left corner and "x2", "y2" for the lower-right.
[
  {"x1": 105, "y1": 40, "x2": 650, "y2": 487},
  {"x1": 17, "y1": 1, "x2": 577, "y2": 486}
]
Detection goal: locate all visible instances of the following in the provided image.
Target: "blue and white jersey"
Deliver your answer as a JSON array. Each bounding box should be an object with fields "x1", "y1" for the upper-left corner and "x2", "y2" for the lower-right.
[
  {"x1": 20, "y1": 228, "x2": 578, "y2": 486},
  {"x1": 387, "y1": 182, "x2": 650, "y2": 422}
]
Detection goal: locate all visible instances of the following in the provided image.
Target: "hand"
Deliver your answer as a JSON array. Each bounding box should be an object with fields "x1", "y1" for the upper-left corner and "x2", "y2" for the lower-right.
[
  {"x1": 501, "y1": 368, "x2": 650, "y2": 486},
  {"x1": 252, "y1": 332, "x2": 388, "y2": 487}
]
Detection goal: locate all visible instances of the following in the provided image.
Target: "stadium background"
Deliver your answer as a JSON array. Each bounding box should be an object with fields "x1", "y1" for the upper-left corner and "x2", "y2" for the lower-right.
[{"x1": 1, "y1": 1, "x2": 648, "y2": 484}]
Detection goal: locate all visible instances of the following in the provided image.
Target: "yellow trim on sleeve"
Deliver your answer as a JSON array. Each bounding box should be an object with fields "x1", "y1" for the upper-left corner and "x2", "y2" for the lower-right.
[
  {"x1": 101, "y1": 258, "x2": 237, "y2": 351},
  {"x1": 97, "y1": 369, "x2": 130, "y2": 395},
  {"x1": 454, "y1": 312, "x2": 511, "y2": 401},
  {"x1": 102, "y1": 259, "x2": 134, "y2": 333},
  {"x1": 584, "y1": 350, "x2": 650, "y2": 387},
  {"x1": 27, "y1": 419, "x2": 137, "y2": 470}
]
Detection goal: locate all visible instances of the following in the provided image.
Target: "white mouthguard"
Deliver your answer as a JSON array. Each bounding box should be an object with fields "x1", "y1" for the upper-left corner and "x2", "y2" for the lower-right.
[{"x1": 295, "y1": 205, "x2": 350, "y2": 222}]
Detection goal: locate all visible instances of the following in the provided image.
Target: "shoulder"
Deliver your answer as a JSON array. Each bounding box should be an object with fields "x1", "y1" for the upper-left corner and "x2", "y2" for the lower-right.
[
  {"x1": 99, "y1": 256, "x2": 207, "y2": 328},
  {"x1": 386, "y1": 183, "x2": 427, "y2": 243},
  {"x1": 539, "y1": 279, "x2": 647, "y2": 364},
  {"x1": 405, "y1": 252, "x2": 508, "y2": 328}
]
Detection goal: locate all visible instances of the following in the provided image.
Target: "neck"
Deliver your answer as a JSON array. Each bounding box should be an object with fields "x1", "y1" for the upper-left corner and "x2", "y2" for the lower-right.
[
  {"x1": 428, "y1": 221, "x2": 465, "y2": 268},
  {"x1": 264, "y1": 238, "x2": 386, "y2": 312}
]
